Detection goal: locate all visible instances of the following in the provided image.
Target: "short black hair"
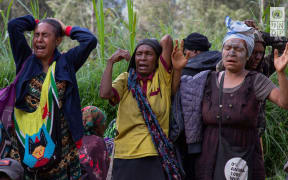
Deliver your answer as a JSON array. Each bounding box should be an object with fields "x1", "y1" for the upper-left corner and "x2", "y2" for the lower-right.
[
  {"x1": 39, "y1": 18, "x2": 64, "y2": 38},
  {"x1": 183, "y1": 32, "x2": 211, "y2": 52}
]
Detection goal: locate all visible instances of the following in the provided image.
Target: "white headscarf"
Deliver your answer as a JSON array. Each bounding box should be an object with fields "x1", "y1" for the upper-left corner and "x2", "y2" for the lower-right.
[{"x1": 223, "y1": 16, "x2": 255, "y2": 58}]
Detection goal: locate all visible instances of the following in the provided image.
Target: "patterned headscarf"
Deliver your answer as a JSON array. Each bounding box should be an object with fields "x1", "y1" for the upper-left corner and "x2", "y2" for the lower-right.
[
  {"x1": 81, "y1": 106, "x2": 107, "y2": 136},
  {"x1": 223, "y1": 16, "x2": 255, "y2": 58}
]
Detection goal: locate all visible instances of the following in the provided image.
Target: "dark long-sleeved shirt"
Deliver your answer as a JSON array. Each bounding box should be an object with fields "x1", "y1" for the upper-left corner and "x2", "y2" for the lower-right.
[{"x1": 8, "y1": 15, "x2": 97, "y2": 142}]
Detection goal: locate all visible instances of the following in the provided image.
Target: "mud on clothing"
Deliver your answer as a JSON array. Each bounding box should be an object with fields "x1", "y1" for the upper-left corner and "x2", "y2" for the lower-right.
[{"x1": 195, "y1": 71, "x2": 275, "y2": 180}]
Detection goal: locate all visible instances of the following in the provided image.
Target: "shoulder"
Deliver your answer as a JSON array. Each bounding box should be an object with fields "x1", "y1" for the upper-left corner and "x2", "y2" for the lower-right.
[{"x1": 117, "y1": 72, "x2": 129, "y2": 79}]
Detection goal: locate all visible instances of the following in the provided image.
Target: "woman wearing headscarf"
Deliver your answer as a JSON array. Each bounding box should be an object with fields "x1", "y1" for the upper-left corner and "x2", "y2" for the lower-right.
[
  {"x1": 7, "y1": 15, "x2": 97, "y2": 179},
  {"x1": 79, "y1": 106, "x2": 109, "y2": 180},
  {"x1": 100, "y1": 35, "x2": 188, "y2": 180},
  {"x1": 173, "y1": 17, "x2": 288, "y2": 179}
]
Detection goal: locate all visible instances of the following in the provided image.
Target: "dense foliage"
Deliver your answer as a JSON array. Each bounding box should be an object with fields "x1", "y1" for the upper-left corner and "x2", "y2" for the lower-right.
[{"x1": 0, "y1": 0, "x2": 288, "y2": 178}]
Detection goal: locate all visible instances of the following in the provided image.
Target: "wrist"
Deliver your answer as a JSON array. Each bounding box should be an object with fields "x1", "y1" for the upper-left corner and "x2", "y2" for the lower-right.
[
  {"x1": 173, "y1": 68, "x2": 183, "y2": 73},
  {"x1": 107, "y1": 59, "x2": 115, "y2": 66},
  {"x1": 277, "y1": 70, "x2": 286, "y2": 77},
  {"x1": 65, "y1": 26, "x2": 72, "y2": 36}
]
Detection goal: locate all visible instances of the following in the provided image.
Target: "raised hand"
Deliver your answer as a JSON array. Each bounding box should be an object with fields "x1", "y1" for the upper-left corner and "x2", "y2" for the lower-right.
[
  {"x1": 274, "y1": 42, "x2": 288, "y2": 73},
  {"x1": 171, "y1": 40, "x2": 189, "y2": 71},
  {"x1": 49, "y1": 18, "x2": 66, "y2": 35},
  {"x1": 108, "y1": 49, "x2": 131, "y2": 64}
]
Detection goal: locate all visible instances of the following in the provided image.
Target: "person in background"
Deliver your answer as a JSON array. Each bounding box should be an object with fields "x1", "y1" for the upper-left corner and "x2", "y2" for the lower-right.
[
  {"x1": 170, "y1": 33, "x2": 221, "y2": 180},
  {"x1": 0, "y1": 158, "x2": 24, "y2": 180},
  {"x1": 182, "y1": 33, "x2": 221, "y2": 76},
  {"x1": 79, "y1": 106, "x2": 109, "y2": 180}
]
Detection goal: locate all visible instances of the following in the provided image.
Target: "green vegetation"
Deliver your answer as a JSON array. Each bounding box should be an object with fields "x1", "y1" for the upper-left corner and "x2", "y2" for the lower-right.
[{"x1": 0, "y1": 0, "x2": 288, "y2": 179}]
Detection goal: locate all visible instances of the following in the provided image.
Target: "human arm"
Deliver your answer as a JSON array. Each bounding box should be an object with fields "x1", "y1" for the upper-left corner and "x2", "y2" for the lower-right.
[
  {"x1": 159, "y1": 35, "x2": 173, "y2": 70},
  {"x1": 267, "y1": 43, "x2": 288, "y2": 109},
  {"x1": 8, "y1": 15, "x2": 36, "y2": 73},
  {"x1": 99, "y1": 49, "x2": 130, "y2": 99},
  {"x1": 64, "y1": 23, "x2": 97, "y2": 72},
  {"x1": 171, "y1": 40, "x2": 189, "y2": 95}
]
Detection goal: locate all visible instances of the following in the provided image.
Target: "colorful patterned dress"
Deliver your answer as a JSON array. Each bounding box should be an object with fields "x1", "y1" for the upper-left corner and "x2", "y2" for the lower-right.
[{"x1": 10, "y1": 72, "x2": 81, "y2": 180}]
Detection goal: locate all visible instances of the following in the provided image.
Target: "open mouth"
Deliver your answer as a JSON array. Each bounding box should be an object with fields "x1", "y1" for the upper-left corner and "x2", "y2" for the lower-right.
[
  {"x1": 35, "y1": 45, "x2": 46, "y2": 52},
  {"x1": 138, "y1": 64, "x2": 149, "y2": 70},
  {"x1": 225, "y1": 59, "x2": 237, "y2": 63}
]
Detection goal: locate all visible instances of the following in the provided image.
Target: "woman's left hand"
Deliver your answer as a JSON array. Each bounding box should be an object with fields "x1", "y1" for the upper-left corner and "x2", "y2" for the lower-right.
[
  {"x1": 171, "y1": 40, "x2": 189, "y2": 71},
  {"x1": 274, "y1": 42, "x2": 288, "y2": 73}
]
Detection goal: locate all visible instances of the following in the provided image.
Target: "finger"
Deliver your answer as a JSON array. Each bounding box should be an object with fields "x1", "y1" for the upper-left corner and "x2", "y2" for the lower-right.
[
  {"x1": 125, "y1": 54, "x2": 131, "y2": 61},
  {"x1": 174, "y1": 40, "x2": 179, "y2": 52},
  {"x1": 185, "y1": 51, "x2": 191, "y2": 60},
  {"x1": 274, "y1": 49, "x2": 279, "y2": 59},
  {"x1": 285, "y1": 42, "x2": 288, "y2": 55},
  {"x1": 172, "y1": 49, "x2": 177, "y2": 59},
  {"x1": 125, "y1": 50, "x2": 131, "y2": 61}
]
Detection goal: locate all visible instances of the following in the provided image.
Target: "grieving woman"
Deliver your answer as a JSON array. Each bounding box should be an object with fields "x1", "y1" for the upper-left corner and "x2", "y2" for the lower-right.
[
  {"x1": 8, "y1": 15, "x2": 97, "y2": 179},
  {"x1": 174, "y1": 17, "x2": 288, "y2": 180},
  {"x1": 100, "y1": 35, "x2": 187, "y2": 180}
]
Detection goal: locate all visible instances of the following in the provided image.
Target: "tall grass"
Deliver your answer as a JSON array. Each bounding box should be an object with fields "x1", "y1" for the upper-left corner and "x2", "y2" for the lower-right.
[
  {"x1": 264, "y1": 69, "x2": 288, "y2": 178},
  {"x1": 0, "y1": 0, "x2": 13, "y2": 62},
  {"x1": 0, "y1": 1, "x2": 287, "y2": 178},
  {"x1": 92, "y1": 0, "x2": 105, "y2": 64},
  {"x1": 126, "y1": 0, "x2": 137, "y2": 54},
  {"x1": 0, "y1": 0, "x2": 14, "y2": 89}
]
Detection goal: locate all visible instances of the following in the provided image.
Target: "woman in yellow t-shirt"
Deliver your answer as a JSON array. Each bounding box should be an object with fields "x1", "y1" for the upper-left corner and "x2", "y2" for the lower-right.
[{"x1": 100, "y1": 35, "x2": 188, "y2": 180}]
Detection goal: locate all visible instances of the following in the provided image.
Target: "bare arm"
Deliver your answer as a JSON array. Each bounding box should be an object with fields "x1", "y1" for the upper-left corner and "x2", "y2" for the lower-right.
[
  {"x1": 171, "y1": 40, "x2": 189, "y2": 95},
  {"x1": 99, "y1": 49, "x2": 130, "y2": 99},
  {"x1": 268, "y1": 43, "x2": 288, "y2": 109},
  {"x1": 159, "y1": 35, "x2": 173, "y2": 69}
]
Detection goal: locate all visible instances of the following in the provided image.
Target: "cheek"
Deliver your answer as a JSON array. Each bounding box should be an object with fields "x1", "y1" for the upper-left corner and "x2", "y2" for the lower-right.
[
  {"x1": 238, "y1": 51, "x2": 248, "y2": 62},
  {"x1": 150, "y1": 57, "x2": 157, "y2": 67},
  {"x1": 222, "y1": 50, "x2": 230, "y2": 59}
]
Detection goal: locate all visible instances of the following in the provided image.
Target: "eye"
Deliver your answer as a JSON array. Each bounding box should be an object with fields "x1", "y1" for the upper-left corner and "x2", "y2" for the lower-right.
[
  {"x1": 224, "y1": 46, "x2": 231, "y2": 50},
  {"x1": 136, "y1": 52, "x2": 142, "y2": 56}
]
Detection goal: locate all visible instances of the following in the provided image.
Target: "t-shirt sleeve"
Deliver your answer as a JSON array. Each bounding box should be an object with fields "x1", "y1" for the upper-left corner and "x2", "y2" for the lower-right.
[
  {"x1": 158, "y1": 55, "x2": 172, "y2": 86},
  {"x1": 254, "y1": 73, "x2": 277, "y2": 101},
  {"x1": 109, "y1": 72, "x2": 128, "y2": 106}
]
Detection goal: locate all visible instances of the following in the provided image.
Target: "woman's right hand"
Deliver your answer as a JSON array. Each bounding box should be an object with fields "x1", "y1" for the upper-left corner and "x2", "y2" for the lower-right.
[
  {"x1": 49, "y1": 18, "x2": 66, "y2": 35},
  {"x1": 108, "y1": 49, "x2": 131, "y2": 64}
]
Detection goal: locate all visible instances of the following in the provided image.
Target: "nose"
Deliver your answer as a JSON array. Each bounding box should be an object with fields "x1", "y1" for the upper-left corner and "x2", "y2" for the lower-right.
[
  {"x1": 139, "y1": 54, "x2": 147, "y2": 61},
  {"x1": 256, "y1": 52, "x2": 263, "y2": 60},
  {"x1": 227, "y1": 49, "x2": 236, "y2": 56},
  {"x1": 36, "y1": 35, "x2": 43, "y2": 42}
]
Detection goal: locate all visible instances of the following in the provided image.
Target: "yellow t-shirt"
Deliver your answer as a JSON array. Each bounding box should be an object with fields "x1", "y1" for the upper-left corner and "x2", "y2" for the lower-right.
[{"x1": 111, "y1": 58, "x2": 172, "y2": 159}]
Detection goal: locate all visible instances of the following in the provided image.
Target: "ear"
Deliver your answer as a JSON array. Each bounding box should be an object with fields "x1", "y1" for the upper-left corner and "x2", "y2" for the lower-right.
[{"x1": 55, "y1": 37, "x2": 63, "y2": 47}]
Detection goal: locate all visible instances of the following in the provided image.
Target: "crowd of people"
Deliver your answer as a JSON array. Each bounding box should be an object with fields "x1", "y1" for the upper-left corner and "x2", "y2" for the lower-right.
[{"x1": 0, "y1": 13, "x2": 287, "y2": 180}]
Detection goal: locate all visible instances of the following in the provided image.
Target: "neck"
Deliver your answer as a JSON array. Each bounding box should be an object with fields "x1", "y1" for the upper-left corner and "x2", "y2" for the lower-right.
[
  {"x1": 222, "y1": 68, "x2": 248, "y2": 88},
  {"x1": 225, "y1": 68, "x2": 246, "y2": 78},
  {"x1": 40, "y1": 57, "x2": 52, "y2": 73}
]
